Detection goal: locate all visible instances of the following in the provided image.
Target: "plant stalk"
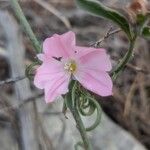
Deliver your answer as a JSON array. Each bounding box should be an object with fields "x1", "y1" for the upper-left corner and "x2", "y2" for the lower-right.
[
  {"x1": 112, "y1": 35, "x2": 137, "y2": 79},
  {"x1": 69, "y1": 103, "x2": 93, "y2": 150},
  {"x1": 66, "y1": 80, "x2": 92, "y2": 150},
  {"x1": 11, "y1": 0, "x2": 41, "y2": 53}
]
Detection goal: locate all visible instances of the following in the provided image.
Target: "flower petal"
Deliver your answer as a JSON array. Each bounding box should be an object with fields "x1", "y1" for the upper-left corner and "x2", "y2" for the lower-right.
[
  {"x1": 75, "y1": 68, "x2": 113, "y2": 96},
  {"x1": 44, "y1": 74, "x2": 70, "y2": 103},
  {"x1": 34, "y1": 59, "x2": 64, "y2": 89},
  {"x1": 61, "y1": 31, "x2": 75, "y2": 50},
  {"x1": 75, "y1": 46, "x2": 112, "y2": 71},
  {"x1": 43, "y1": 31, "x2": 75, "y2": 58}
]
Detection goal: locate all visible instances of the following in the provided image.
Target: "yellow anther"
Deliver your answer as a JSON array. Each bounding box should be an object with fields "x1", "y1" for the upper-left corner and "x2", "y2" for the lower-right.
[{"x1": 64, "y1": 60, "x2": 77, "y2": 73}]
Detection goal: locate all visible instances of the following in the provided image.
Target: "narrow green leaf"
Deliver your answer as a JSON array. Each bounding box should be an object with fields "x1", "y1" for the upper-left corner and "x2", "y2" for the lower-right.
[
  {"x1": 76, "y1": 0, "x2": 132, "y2": 39},
  {"x1": 141, "y1": 26, "x2": 150, "y2": 39}
]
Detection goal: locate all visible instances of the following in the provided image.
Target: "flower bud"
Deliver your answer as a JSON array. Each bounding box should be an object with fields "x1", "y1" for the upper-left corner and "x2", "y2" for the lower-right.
[{"x1": 126, "y1": 0, "x2": 149, "y2": 23}]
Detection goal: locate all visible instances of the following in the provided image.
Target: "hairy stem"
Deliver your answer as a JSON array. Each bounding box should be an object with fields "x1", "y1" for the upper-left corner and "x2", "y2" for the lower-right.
[
  {"x1": 66, "y1": 80, "x2": 92, "y2": 150},
  {"x1": 11, "y1": 0, "x2": 41, "y2": 53},
  {"x1": 70, "y1": 104, "x2": 92, "y2": 150},
  {"x1": 112, "y1": 35, "x2": 137, "y2": 80}
]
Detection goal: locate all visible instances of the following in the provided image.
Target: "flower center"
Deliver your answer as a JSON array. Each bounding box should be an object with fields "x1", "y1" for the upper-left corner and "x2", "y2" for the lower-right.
[{"x1": 64, "y1": 60, "x2": 77, "y2": 73}]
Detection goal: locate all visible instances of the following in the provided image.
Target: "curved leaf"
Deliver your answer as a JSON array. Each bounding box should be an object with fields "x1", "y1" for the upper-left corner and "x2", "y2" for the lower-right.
[{"x1": 76, "y1": 0, "x2": 132, "y2": 39}]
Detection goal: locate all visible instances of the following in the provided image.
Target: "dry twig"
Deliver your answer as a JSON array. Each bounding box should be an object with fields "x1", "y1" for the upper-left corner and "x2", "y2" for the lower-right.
[
  {"x1": 124, "y1": 75, "x2": 138, "y2": 117},
  {"x1": 91, "y1": 28, "x2": 121, "y2": 47},
  {"x1": 33, "y1": 0, "x2": 71, "y2": 29},
  {"x1": 127, "y1": 64, "x2": 148, "y2": 74},
  {"x1": 0, "y1": 76, "x2": 26, "y2": 86},
  {"x1": 0, "y1": 10, "x2": 39, "y2": 150},
  {"x1": 0, "y1": 92, "x2": 43, "y2": 112}
]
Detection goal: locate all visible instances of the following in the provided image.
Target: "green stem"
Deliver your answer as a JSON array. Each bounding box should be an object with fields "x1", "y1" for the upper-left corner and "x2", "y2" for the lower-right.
[
  {"x1": 84, "y1": 96, "x2": 102, "y2": 132},
  {"x1": 70, "y1": 102, "x2": 92, "y2": 150},
  {"x1": 11, "y1": 0, "x2": 41, "y2": 53},
  {"x1": 66, "y1": 80, "x2": 92, "y2": 150},
  {"x1": 112, "y1": 35, "x2": 137, "y2": 80}
]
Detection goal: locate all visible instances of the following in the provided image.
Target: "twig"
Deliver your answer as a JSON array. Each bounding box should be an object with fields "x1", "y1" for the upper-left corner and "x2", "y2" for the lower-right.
[
  {"x1": 124, "y1": 75, "x2": 138, "y2": 117},
  {"x1": 138, "y1": 73, "x2": 149, "y2": 115},
  {"x1": 33, "y1": 101, "x2": 54, "y2": 150},
  {"x1": 11, "y1": 0, "x2": 41, "y2": 53},
  {"x1": 0, "y1": 76, "x2": 26, "y2": 86},
  {"x1": 127, "y1": 63, "x2": 148, "y2": 74},
  {"x1": 112, "y1": 56, "x2": 148, "y2": 74},
  {"x1": 33, "y1": 0, "x2": 71, "y2": 29},
  {"x1": 0, "y1": 93, "x2": 20, "y2": 140},
  {"x1": 22, "y1": 92, "x2": 44, "y2": 105},
  {"x1": 0, "y1": 92, "x2": 44, "y2": 112},
  {"x1": 0, "y1": 10, "x2": 39, "y2": 150},
  {"x1": 91, "y1": 28, "x2": 121, "y2": 47}
]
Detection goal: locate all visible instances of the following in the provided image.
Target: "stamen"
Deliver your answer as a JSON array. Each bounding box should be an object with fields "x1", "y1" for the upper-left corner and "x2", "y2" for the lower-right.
[{"x1": 64, "y1": 60, "x2": 77, "y2": 73}]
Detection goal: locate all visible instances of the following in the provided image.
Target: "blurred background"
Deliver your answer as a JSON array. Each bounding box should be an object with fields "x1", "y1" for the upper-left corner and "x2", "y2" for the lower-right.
[{"x1": 0, "y1": 0, "x2": 149, "y2": 150}]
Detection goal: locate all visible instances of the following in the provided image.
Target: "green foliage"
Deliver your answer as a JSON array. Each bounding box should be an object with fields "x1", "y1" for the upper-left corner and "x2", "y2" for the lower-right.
[
  {"x1": 11, "y1": 0, "x2": 41, "y2": 53},
  {"x1": 76, "y1": 0, "x2": 132, "y2": 39},
  {"x1": 141, "y1": 26, "x2": 150, "y2": 39},
  {"x1": 136, "y1": 14, "x2": 148, "y2": 26}
]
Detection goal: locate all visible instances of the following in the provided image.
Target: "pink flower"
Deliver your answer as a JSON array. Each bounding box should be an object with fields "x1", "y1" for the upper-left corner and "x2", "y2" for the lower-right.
[{"x1": 34, "y1": 31, "x2": 113, "y2": 103}]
